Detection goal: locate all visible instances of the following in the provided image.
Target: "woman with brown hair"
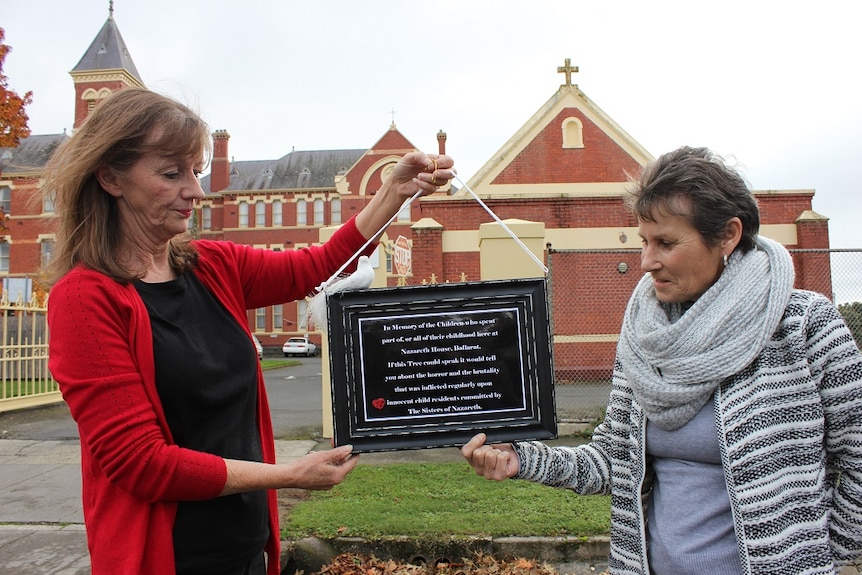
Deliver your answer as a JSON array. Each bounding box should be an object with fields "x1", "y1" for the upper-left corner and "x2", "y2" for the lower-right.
[{"x1": 43, "y1": 86, "x2": 454, "y2": 575}]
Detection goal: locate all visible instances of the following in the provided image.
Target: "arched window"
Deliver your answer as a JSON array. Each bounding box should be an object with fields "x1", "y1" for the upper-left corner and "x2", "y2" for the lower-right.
[
  {"x1": 0, "y1": 242, "x2": 9, "y2": 272},
  {"x1": 82, "y1": 88, "x2": 113, "y2": 119},
  {"x1": 272, "y1": 304, "x2": 284, "y2": 333},
  {"x1": 0, "y1": 185, "x2": 10, "y2": 215},
  {"x1": 40, "y1": 237, "x2": 56, "y2": 267},
  {"x1": 238, "y1": 202, "x2": 249, "y2": 227},
  {"x1": 272, "y1": 201, "x2": 283, "y2": 227},
  {"x1": 562, "y1": 117, "x2": 584, "y2": 148},
  {"x1": 296, "y1": 199, "x2": 307, "y2": 226},
  {"x1": 313, "y1": 199, "x2": 324, "y2": 225},
  {"x1": 297, "y1": 299, "x2": 308, "y2": 329},
  {"x1": 201, "y1": 206, "x2": 212, "y2": 230},
  {"x1": 331, "y1": 198, "x2": 341, "y2": 224}
]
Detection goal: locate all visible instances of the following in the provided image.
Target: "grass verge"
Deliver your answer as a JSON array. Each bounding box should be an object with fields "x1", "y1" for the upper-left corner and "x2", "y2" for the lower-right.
[
  {"x1": 282, "y1": 462, "x2": 610, "y2": 540},
  {"x1": 260, "y1": 358, "x2": 301, "y2": 370}
]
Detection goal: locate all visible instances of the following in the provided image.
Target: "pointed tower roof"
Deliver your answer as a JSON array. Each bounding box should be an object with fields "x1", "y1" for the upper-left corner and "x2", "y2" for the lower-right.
[{"x1": 72, "y1": 2, "x2": 143, "y2": 83}]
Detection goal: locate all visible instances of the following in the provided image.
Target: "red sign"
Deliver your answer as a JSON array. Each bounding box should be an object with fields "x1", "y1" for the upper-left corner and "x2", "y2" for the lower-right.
[{"x1": 393, "y1": 235, "x2": 411, "y2": 277}]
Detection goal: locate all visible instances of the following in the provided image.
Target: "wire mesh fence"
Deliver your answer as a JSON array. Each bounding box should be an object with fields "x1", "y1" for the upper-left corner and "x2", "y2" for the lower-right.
[{"x1": 547, "y1": 248, "x2": 862, "y2": 423}]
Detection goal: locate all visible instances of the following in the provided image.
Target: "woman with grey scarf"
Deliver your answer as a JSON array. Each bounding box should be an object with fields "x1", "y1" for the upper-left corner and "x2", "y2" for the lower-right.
[{"x1": 462, "y1": 146, "x2": 862, "y2": 575}]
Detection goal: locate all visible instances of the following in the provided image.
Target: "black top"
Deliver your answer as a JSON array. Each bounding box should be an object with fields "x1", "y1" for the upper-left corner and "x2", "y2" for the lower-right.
[{"x1": 135, "y1": 272, "x2": 268, "y2": 573}]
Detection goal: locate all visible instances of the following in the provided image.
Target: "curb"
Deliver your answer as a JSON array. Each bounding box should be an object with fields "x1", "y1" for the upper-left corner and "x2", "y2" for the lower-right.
[{"x1": 283, "y1": 535, "x2": 610, "y2": 575}]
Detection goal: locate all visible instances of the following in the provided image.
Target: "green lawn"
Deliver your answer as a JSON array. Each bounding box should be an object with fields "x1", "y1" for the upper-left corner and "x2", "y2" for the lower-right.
[
  {"x1": 260, "y1": 358, "x2": 301, "y2": 370},
  {"x1": 282, "y1": 462, "x2": 610, "y2": 540}
]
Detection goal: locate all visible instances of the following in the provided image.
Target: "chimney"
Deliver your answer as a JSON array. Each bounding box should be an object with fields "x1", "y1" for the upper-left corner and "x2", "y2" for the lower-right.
[
  {"x1": 437, "y1": 129, "x2": 447, "y2": 155},
  {"x1": 210, "y1": 130, "x2": 231, "y2": 193}
]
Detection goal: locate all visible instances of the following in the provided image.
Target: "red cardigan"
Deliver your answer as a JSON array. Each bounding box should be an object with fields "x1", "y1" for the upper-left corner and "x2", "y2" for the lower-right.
[{"x1": 48, "y1": 217, "x2": 371, "y2": 575}]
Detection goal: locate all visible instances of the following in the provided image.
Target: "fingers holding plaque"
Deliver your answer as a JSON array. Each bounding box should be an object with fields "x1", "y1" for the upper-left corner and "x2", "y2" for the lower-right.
[{"x1": 327, "y1": 278, "x2": 557, "y2": 453}]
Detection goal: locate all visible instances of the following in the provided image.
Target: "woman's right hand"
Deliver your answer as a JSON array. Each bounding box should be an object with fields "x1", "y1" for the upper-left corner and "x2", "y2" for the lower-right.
[
  {"x1": 461, "y1": 433, "x2": 519, "y2": 481},
  {"x1": 286, "y1": 445, "x2": 360, "y2": 490},
  {"x1": 221, "y1": 445, "x2": 359, "y2": 496}
]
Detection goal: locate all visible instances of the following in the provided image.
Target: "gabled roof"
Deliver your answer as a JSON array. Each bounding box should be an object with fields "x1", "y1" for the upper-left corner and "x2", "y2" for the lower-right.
[
  {"x1": 462, "y1": 82, "x2": 654, "y2": 198},
  {"x1": 0, "y1": 134, "x2": 68, "y2": 176},
  {"x1": 72, "y1": 12, "x2": 143, "y2": 83},
  {"x1": 202, "y1": 149, "x2": 365, "y2": 194}
]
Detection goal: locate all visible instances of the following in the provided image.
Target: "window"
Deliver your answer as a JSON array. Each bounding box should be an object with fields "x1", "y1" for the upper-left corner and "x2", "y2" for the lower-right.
[
  {"x1": 331, "y1": 198, "x2": 341, "y2": 224},
  {"x1": 313, "y1": 198, "x2": 324, "y2": 225},
  {"x1": 0, "y1": 186, "x2": 10, "y2": 215},
  {"x1": 41, "y1": 239, "x2": 55, "y2": 267},
  {"x1": 0, "y1": 243, "x2": 8, "y2": 272},
  {"x1": 297, "y1": 299, "x2": 308, "y2": 329},
  {"x1": 255, "y1": 201, "x2": 266, "y2": 227},
  {"x1": 396, "y1": 203, "x2": 411, "y2": 222},
  {"x1": 562, "y1": 117, "x2": 584, "y2": 148},
  {"x1": 273, "y1": 201, "x2": 283, "y2": 227},
  {"x1": 272, "y1": 304, "x2": 283, "y2": 332},
  {"x1": 201, "y1": 206, "x2": 212, "y2": 230},
  {"x1": 43, "y1": 192, "x2": 55, "y2": 214},
  {"x1": 296, "y1": 199, "x2": 307, "y2": 226},
  {"x1": 255, "y1": 308, "x2": 266, "y2": 330},
  {"x1": 238, "y1": 202, "x2": 249, "y2": 227},
  {"x1": 297, "y1": 168, "x2": 311, "y2": 188}
]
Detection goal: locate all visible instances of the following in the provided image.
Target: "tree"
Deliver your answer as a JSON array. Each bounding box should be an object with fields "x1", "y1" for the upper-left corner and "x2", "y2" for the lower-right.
[
  {"x1": 0, "y1": 28, "x2": 33, "y2": 148},
  {"x1": 837, "y1": 302, "x2": 862, "y2": 351}
]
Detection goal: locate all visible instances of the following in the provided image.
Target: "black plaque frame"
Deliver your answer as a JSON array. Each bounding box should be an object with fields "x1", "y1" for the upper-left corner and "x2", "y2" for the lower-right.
[{"x1": 327, "y1": 278, "x2": 556, "y2": 452}]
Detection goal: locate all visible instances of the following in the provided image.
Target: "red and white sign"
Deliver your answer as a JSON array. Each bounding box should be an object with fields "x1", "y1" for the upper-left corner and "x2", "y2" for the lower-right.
[{"x1": 393, "y1": 235, "x2": 411, "y2": 277}]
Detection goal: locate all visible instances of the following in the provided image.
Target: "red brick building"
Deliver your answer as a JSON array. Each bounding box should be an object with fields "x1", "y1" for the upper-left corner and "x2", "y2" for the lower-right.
[{"x1": 0, "y1": 13, "x2": 831, "y2": 375}]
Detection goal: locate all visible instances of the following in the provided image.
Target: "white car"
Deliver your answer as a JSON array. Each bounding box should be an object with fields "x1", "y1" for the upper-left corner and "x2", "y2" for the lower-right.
[
  {"x1": 282, "y1": 337, "x2": 318, "y2": 357},
  {"x1": 252, "y1": 335, "x2": 263, "y2": 360}
]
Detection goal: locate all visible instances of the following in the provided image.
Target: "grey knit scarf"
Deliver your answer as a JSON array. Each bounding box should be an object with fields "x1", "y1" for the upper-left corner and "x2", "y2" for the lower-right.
[{"x1": 618, "y1": 236, "x2": 795, "y2": 430}]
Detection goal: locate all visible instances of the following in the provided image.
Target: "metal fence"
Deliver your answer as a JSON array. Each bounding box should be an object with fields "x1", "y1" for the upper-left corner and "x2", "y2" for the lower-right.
[
  {"x1": 548, "y1": 248, "x2": 862, "y2": 424},
  {"x1": 0, "y1": 291, "x2": 59, "y2": 412}
]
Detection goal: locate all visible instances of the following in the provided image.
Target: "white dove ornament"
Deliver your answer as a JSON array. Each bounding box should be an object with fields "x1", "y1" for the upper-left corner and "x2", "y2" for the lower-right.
[{"x1": 306, "y1": 255, "x2": 375, "y2": 332}]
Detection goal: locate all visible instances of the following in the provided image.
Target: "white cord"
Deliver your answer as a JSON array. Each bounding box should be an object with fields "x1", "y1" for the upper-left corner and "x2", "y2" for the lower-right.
[
  {"x1": 452, "y1": 173, "x2": 549, "y2": 275},
  {"x1": 316, "y1": 188, "x2": 424, "y2": 292},
  {"x1": 317, "y1": 168, "x2": 549, "y2": 292}
]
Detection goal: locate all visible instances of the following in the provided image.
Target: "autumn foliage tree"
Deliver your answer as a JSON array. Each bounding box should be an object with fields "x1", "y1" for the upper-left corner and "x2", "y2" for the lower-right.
[{"x1": 0, "y1": 28, "x2": 32, "y2": 148}]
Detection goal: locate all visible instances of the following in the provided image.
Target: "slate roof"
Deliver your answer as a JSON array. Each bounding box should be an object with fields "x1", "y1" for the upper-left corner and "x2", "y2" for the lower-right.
[
  {"x1": 72, "y1": 14, "x2": 143, "y2": 83},
  {"x1": 203, "y1": 149, "x2": 365, "y2": 194},
  {"x1": 0, "y1": 134, "x2": 68, "y2": 175}
]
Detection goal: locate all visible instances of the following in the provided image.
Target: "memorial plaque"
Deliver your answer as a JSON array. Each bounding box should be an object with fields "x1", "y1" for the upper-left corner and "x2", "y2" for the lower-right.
[{"x1": 327, "y1": 278, "x2": 556, "y2": 452}]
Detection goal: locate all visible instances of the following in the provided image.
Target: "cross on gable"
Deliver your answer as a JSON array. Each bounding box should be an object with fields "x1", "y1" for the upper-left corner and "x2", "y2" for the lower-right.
[{"x1": 557, "y1": 58, "x2": 579, "y2": 86}]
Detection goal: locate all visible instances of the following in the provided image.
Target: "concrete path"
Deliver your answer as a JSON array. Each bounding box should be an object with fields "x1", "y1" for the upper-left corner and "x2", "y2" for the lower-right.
[{"x1": 0, "y1": 439, "x2": 316, "y2": 575}]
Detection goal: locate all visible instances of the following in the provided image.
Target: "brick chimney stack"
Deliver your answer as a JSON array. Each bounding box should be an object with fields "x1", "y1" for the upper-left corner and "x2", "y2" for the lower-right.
[
  {"x1": 437, "y1": 129, "x2": 447, "y2": 155},
  {"x1": 210, "y1": 130, "x2": 231, "y2": 193}
]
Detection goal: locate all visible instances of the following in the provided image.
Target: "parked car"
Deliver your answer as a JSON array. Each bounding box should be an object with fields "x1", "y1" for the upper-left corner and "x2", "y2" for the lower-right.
[
  {"x1": 282, "y1": 337, "x2": 317, "y2": 357},
  {"x1": 252, "y1": 335, "x2": 263, "y2": 360}
]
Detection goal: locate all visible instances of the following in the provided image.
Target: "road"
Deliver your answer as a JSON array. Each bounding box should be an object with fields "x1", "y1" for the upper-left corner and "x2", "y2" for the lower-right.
[
  {"x1": 0, "y1": 356, "x2": 611, "y2": 441},
  {"x1": 0, "y1": 358, "x2": 327, "y2": 441}
]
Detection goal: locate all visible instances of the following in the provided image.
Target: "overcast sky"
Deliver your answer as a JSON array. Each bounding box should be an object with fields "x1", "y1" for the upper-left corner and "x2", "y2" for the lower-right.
[{"x1": 3, "y1": 0, "x2": 860, "y2": 249}]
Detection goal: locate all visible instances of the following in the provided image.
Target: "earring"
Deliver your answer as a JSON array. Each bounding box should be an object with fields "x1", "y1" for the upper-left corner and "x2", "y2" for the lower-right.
[{"x1": 723, "y1": 253, "x2": 729, "y2": 267}]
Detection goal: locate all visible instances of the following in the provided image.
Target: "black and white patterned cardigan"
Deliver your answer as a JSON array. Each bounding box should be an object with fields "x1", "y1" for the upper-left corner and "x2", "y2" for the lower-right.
[{"x1": 514, "y1": 290, "x2": 862, "y2": 575}]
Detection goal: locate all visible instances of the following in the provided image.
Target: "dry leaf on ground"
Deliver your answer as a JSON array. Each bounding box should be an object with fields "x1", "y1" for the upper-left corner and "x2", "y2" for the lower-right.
[{"x1": 314, "y1": 552, "x2": 562, "y2": 575}]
